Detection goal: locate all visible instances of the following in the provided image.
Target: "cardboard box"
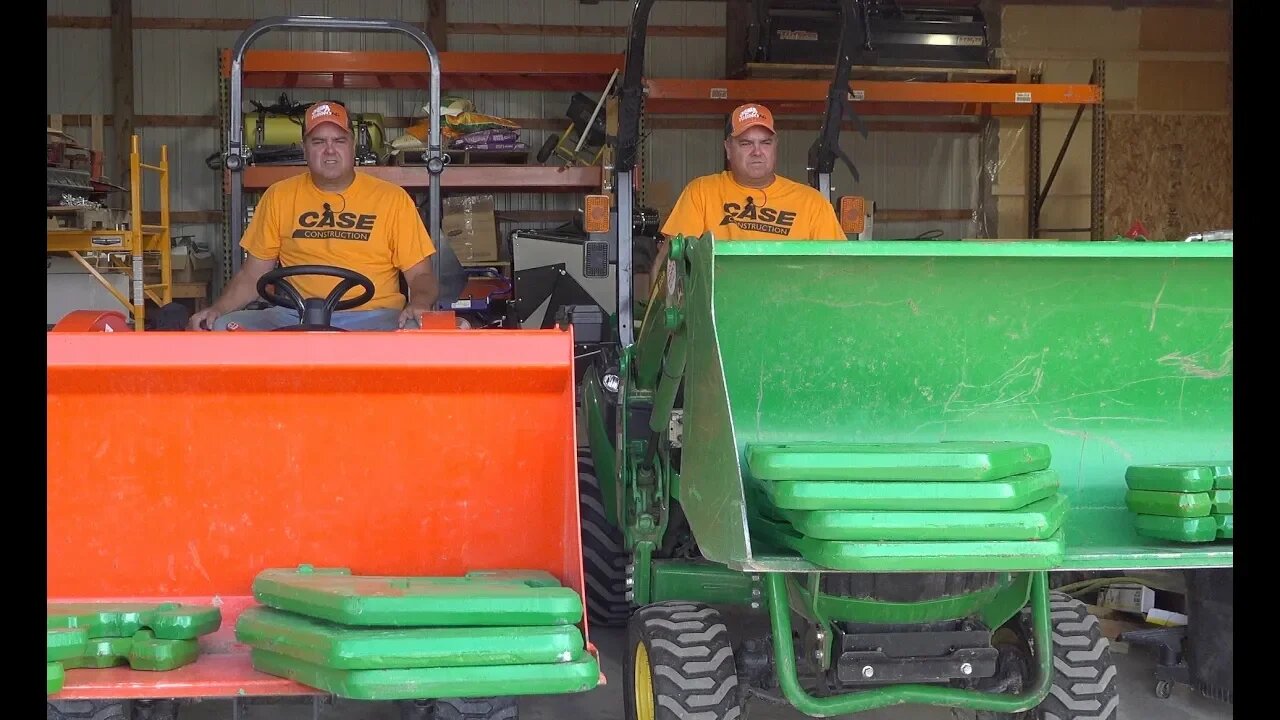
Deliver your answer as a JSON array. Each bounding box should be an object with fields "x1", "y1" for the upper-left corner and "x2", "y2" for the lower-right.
[
  {"x1": 1099, "y1": 583, "x2": 1155, "y2": 616},
  {"x1": 172, "y1": 246, "x2": 215, "y2": 284},
  {"x1": 1137, "y1": 61, "x2": 1229, "y2": 112},
  {"x1": 443, "y1": 194, "x2": 500, "y2": 263}
]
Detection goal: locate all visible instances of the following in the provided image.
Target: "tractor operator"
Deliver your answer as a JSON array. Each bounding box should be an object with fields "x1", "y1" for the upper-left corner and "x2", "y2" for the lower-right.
[
  {"x1": 659, "y1": 102, "x2": 846, "y2": 243},
  {"x1": 189, "y1": 100, "x2": 439, "y2": 331},
  {"x1": 647, "y1": 102, "x2": 846, "y2": 291}
]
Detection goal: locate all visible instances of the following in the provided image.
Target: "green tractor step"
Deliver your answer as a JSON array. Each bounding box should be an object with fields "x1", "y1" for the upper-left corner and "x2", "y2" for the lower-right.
[
  {"x1": 236, "y1": 606, "x2": 586, "y2": 670},
  {"x1": 47, "y1": 601, "x2": 221, "y2": 640},
  {"x1": 249, "y1": 648, "x2": 600, "y2": 701},
  {"x1": 753, "y1": 469, "x2": 1060, "y2": 512},
  {"x1": 253, "y1": 566, "x2": 583, "y2": 627},
  {"x1": 750, "y1": 515, "x2": 1066, "y2": 572},
  {"x1": 746, "y1": 441, "x2": 1052, "y2": 482},
  {"x1": 753, "y1": 493, "x2": 1068, "y2": 542}
]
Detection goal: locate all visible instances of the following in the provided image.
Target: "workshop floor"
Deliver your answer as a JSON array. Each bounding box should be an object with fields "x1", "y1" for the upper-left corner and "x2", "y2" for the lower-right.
[{"x1": 177, "y1": 625, "x2": 1233, "y2": 720}]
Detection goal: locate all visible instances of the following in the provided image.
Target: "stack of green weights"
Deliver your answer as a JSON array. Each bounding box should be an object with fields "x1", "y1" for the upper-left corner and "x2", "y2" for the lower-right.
[
  {"x1": 46, "y1": 602, "x2": 222, "y2": 695},
  {"x1": 236, "y1": 565, "x2": 600, "y2": 701},
  {"x1": 1125, "y1": 462, "x2": 1233, "y2": 543},
  {"x1": 47, "y1": 627, "x2": 87, "y2": 694},
  {"x1": 744, "y1": 441, "x2": 1069, "y2": 571}
]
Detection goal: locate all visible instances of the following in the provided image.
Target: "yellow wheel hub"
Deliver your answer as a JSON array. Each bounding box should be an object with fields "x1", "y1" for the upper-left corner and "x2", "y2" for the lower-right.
[{"x1": 634, "y1": 641, "x2": 656, "y2": 720}]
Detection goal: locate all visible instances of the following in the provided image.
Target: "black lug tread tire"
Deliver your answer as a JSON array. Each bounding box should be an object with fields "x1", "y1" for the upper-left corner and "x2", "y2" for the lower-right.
[
  {"x1": 1035, "y1": 591, "x2": 1120, "y2": 720},
  {"x1": 132, "y1": 700, "x2": 180, "y2": 720},
  {"x1": 399, "y1": 699, "x2": 433, "y2": 720},
  {"x1": 625, "y1": 601, "x2": 743, "y2": 720},
  {"x1": 433, "y1": 697, "x2": 518, "y2": 720},
  {"x1": 578, "y1": 452, "x2": 631, "y2": 627},
  {"x1": 46, "y1": 701, "x2": 132, "y2": 720}
]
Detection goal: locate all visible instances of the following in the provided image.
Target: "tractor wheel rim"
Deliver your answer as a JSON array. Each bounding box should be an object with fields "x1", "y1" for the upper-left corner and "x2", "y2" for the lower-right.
[{"x1": 634, "y1": 641, "x2": 656, "y2": 720}]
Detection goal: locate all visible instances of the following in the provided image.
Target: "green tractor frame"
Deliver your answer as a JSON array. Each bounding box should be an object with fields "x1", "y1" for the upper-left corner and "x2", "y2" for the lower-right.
[{"x1": 569, "y1": 1, "x2": 1234, "y2": 718}]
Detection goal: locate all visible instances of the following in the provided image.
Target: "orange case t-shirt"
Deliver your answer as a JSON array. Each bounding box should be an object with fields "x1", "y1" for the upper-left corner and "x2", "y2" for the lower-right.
[
  {"x1": 659, "y1": 171, "x2": 847, "y2": 241},
  {"x1": 241, "y1": 171, "x2": 436, "y2": 311}
]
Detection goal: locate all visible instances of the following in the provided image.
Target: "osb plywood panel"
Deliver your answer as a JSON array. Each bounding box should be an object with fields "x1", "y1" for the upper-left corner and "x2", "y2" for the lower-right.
[
  {"x1": 1000, "y1": 6, "x2": 1140, "y2": 52},
  {"x1": 1140, "y1": 8, "x2": 1230, "y2": 52},
  {"x1": 1138, "y1": 62, "x2": 1229, "y2": 112},
  {"x1": 1107, "y1": 114, "x2": 1232, "y2": 240}
]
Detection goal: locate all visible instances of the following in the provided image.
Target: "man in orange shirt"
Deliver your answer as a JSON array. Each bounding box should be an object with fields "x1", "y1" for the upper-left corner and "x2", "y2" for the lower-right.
[
  {"x1": 189, "y1": 100, "x2": 440, "y2": 331},
  {"x1": 659, "y1": 102, "x2": 846, "y2": 243}
]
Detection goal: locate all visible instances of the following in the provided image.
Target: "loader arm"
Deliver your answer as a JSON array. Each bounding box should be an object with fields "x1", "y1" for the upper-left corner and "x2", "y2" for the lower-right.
[
  {"x1": 598, "y1": 0, "x2": 890, "y2": 569},
  {"x1": 806, "y1": 0, "x2": 871, "y2": 199}
]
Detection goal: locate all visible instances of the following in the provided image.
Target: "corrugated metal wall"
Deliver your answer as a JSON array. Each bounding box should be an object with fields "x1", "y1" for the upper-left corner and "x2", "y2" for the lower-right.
[{"x1": 47, "y1": 0, "x2": 981, "y2": 279}]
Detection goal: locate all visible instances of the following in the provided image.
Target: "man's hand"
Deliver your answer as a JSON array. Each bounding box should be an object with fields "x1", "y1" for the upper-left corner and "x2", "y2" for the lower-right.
[
  {"x1": 398, "y1": 301, "x2": 432, "y2": 329},
  {"x1": 399, "y1": 257, "x2": 440, "y2": 328},
  {"x1": 189, "y1": 307, "x2": 222, "y2": 330},
  {"x1": 187, "y1": 255, "x2": 277, "y2": 330}
]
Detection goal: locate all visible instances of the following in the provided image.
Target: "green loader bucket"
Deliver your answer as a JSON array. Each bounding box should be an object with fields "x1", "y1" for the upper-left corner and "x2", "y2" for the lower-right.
[{"x1": 666, "y1": 236, "x2": 1232, "y2": 573}]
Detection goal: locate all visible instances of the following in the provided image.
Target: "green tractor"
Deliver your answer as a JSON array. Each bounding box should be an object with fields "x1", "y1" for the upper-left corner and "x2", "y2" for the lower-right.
[{"x1": 570, "y1": 1, "x2": 1234, "y2": 718}]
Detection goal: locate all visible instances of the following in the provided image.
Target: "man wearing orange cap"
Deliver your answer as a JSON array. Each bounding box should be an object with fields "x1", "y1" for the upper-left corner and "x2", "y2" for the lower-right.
[
  {"x1": 659, "y1": 102, "x2": 845, "y2": 243},
  {"x1": 190, "y1": 100, "x2": 440, "y2": 331}
]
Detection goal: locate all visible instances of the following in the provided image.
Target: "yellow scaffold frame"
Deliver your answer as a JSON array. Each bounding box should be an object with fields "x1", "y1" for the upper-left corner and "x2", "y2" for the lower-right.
[{"x1": 46, "y1": 135, "x2": 171, "y2": 331}]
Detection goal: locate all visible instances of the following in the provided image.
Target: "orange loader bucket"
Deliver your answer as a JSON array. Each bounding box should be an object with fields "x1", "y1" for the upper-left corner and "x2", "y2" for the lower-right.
[{"x1": 46, "y1": 329, "x2": 590, "y2": 699}]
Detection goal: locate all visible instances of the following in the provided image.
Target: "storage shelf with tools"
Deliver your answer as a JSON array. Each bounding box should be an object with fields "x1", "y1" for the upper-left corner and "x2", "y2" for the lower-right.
[
  {"x1": 220, "y1": 49, "x2": 622, "y2": 92},
  {"x1": 638, "y1": 76, "x2": 1101, "y2": 116},
  {"x1": 46, "y1": 135, "x2": 172, "y2": 331},
  {"x1": 636, "y1": 62, "x2": 1106, "y2": 239},
  {"x1": 219, "y1": 45, "x2": 620, "y2": 314},
  {"x1": 640, "y1": 72, "x2": 1100, "y2": 115},
  {"x1": 221, "y1": 49, "x2": 618, "y2": 193}
]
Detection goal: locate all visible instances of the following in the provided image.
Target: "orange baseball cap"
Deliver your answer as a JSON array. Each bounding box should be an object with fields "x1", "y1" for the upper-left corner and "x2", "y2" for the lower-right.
[
  {"x1": 729, "y1": 103, "x2": 775, "y2": 137},
  {"x1": 303, "y1": 100, "x2": 351, "y2": 135}
]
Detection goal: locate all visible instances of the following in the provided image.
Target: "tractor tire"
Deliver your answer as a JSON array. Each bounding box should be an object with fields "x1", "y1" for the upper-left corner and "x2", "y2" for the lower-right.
[
  {"x1": 46, "y1": 700, "x2": 132, "y2": 720},
  {"x1": 624, "y1": 601, "x2": 743, "y2": 720},
  {"x1": 433, "y1": 697, "x2": 519, "y2": 719},
  {"x1": 1037, "y1": 592, "x2": 1119, "y2": 720},
  {"x1": 132, "y1": 700, "x2": 179, "y2": 720},
  {"x1": 578, "y1": 450, "x2": 631, "y2": 627},
  {"x1": 983, "y1": 591, "x2": 1119, "y2": 720}
]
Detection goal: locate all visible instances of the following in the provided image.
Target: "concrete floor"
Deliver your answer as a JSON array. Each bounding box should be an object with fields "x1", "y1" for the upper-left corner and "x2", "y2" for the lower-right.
[{"x1": 176, "y1": 626, "x2": 1233, "y2": 720}]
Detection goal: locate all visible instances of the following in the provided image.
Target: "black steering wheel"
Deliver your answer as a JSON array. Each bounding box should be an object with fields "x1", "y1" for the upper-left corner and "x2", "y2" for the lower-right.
[{"x1": 256, "y1": 265, "x2": 375, "y2": 331}]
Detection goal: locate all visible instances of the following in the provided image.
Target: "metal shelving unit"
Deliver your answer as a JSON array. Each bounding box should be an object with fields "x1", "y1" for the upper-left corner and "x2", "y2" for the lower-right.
[
  {"x1": 216, "y1": 45, "x2": 623, "y2": 289},
  {"x1": 46, "y1": 135, "x2": 172, "y2": 330},
  {"x1": 634, "y1": 65, "x2": 1106, "y2": 240}
]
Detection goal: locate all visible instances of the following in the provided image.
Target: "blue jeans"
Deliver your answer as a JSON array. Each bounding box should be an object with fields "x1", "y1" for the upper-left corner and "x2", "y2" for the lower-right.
[{"x1": 213, "y1": 306, "x2": 417, "y2": 331}]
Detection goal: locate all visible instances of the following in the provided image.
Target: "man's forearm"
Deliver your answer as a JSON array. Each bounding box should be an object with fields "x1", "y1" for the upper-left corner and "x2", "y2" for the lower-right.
[
  {"x1": 211, "y1": 272, "x2": 263, "y2": 314},
  {"x1": 407, "y1": 276, "x2": 439, "y2": 309}
]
